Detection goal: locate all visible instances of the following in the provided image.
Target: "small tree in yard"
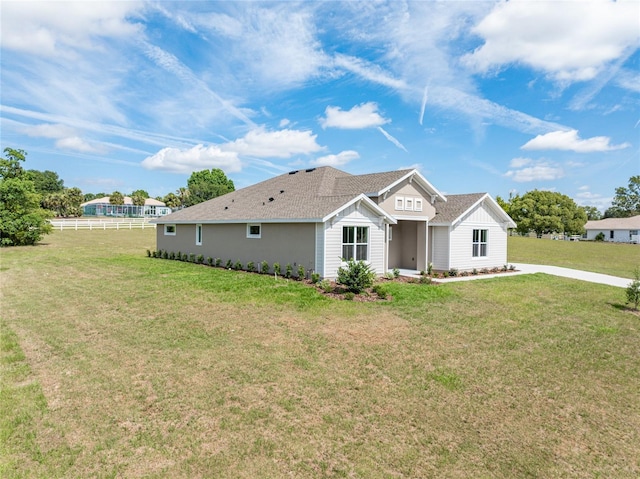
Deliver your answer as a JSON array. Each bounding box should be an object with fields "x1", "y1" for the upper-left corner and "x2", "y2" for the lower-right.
[
  {"x1": 336, "y1": 258, "x2": 376, "y2": 294},
  {"x1": 626, "y1": 269, "x2": 640, "y2": 311}
]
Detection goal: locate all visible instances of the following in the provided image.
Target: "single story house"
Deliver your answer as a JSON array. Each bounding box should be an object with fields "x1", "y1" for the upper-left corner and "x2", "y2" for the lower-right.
[
  {"x1": 584, "y1": 215, "x2": 640, "y2": 243},
  {"x1": 82, "y1": 196, "x2": 172, "y2": 218},
  {"x1": 152, "y1": 167, "x2": 516, "y2": 279}
]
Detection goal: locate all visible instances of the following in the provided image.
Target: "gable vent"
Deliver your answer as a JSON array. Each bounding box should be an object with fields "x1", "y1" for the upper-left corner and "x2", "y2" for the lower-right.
[{"x1": 268, "y1": 197, "x2": 274, "y2": 202}]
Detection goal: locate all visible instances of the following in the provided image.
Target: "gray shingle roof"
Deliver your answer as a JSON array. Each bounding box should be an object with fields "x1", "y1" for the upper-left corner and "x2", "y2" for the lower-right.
[
  {"x1": 158, "y1": 167, "x2": 389, "y2": 223},
  {"x1": 432, "y1": 193, "x2": 486, "y2": 224}
]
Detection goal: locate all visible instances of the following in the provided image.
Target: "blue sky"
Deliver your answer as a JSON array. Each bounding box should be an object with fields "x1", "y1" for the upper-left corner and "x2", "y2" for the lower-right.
[{"x1": 1, "y1": 1, "x2": 638, "y2": 210}]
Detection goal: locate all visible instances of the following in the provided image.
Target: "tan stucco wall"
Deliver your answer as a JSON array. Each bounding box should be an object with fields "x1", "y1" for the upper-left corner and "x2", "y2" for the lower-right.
[
  {"x1": 156, "y1": 222, "x2": 317, "y2": 274},
  {"x1": 374, "y1": 181, "x2": 436, "y2": 219}
]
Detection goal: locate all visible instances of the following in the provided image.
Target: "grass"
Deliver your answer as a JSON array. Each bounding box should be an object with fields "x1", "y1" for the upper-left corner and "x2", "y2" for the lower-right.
[
  {"x1": 508, "y1": 235, "x2": 640, "y2": 278},
  {"x1": 1, "y1": 229, "x2": 639, "y2": 477}
]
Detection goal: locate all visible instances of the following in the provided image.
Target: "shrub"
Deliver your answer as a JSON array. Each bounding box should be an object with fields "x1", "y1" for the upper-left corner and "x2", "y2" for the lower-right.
[
  {"x1": 311, "y1": 272, "x2": 320, "y2": 283},
  {"x1": 196, "y1": 254, "x2": 204, "y2": 264},
  {"x1": 226, "y1": 259, "x2": 233, "y2": 269},
  {"x1": 189, "y1": 254, "x2": 196, "y2": 263},
  {"x1": 176, "y1": 251, "x2": 182, "y2": 261},
  {"x1": 273, "y1": 263, "x2": 281, "y2": 276},
  {"x1": 502, "y1": 264, "x2": 509, "y2": 272},
  {"x1": 337, "y1": 259, "x2": 376, "y2": 294},
  {"x1": 481, "y1": 268, "x2": 489, "y2": 274},
  {"x1": 297, "y1": 265, "x2": 306, "y2": 280},
  {"x1": 383, "y1": 271, "x2": 395, "y2": 280},
  {"x1": 234, "y1": 260, "x2": 243, "y2": 271},
  {"x1": 344, "y1": 292, "x2": 355, "y2": 301},
  {"x1": 246, "y1": 261, "x2": 255, "y2": 272},
  {"x1": 595, "y1": 232, "x2": 605, "y2": 242},
  {"x1": 392, "y1": 268, "x2": 400, "y2": 278},
  {"x1": 261, "y1": 261, "x2": 269, "y2": 274},
  {"x1": 285, "y1": 263, "x2": 293, "y2": 279},
  {"x1": 207, "y1": 257, "x2": 213, "y2": 266},
  {"x1": 472, "y1": 268, "x2": 478, "y2": 275},
  {"x1": 448, "y1": 268, "x2": 458, "y2": 277},
  {"x1": 418, "y1": 275, "x2": 432, "y2": 284},
  {"x1": 146, "y1": 249, "x2": 151, "y2": 258},
  {"x1": 442, "y1": 271, "x2": 449, "y2": 278},
  {"x1": 372, "y1": 284, "x2": 387, "y2": 299},
  {"x1": 509, "y1": 264, "x2": 516, "y2": 271},
  {"x1": 460, "y1": 270, "x2": 469, "y2": 277},
  {"x1": 626, "y1": 269, "x2": 640, "y2": 311},
  {"x1": 215, "y1": 258, "x2": 221, "y2": 267},
  {"x1": 427, "y1": 262, "x2": 433, "y2": 276},
  {"x1": 318, "y1": 279, "x2": 332, "y2": 293}
]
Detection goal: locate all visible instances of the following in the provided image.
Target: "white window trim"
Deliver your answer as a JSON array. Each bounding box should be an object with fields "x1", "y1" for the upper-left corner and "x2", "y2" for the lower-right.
[
  {"x1": 472, "y1": 229, "x2": 488, "y2": 257},
  {"x1": 395, "y1": 196, "x2": 405, "y2": 211},
  {"x1": 414, "y1": 198, "x2": 423, "y2": 212},
  {"x1": 164, "y1": 224, "x2": 176, "y2": 236},
  {"x1": 196, "y1": 224, "x2": 202, "y2": 245},
  {"x1": 405, "y1": 198, "x2": 414, "y2": 211},
  {"x1": 388, "y1": 225, "x2": 393, "y2": 242},
  {"x1": 341, "y1": 225, "x2": 369, "y2": 262},
  {"x1": 247, "y1": 223, "x2": 261, "y2": 239}
]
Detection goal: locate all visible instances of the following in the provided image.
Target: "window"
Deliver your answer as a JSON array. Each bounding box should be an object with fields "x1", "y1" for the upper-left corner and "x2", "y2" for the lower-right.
[
  {"x1": 164, "y1": 224, "x2": 176, "y2": 236},
  {"x1": 342, "y1": 226, "x2": 368, "y2": 261},
  {"x1": 414, "y1": 198, "x2": 423, "y2": 212},
  {"x1": 405, "y1": 198, "x2": 414, "y2": 211},
  {"x1": 472, "y1": 229, "x2": 487, "y2": 257},
  {"x1": 610, "y1": 230, "x2": 614, "y2": 239},
  {"x1": 196, "y1": 224, "x2": 202, "y2": 245},
  {"x1": 395, "y1": 197, "x2": 405, "y2": 211},
  {"x1": 247, "y1": 223, "x2": 261, "y2": 238},
  {"x1": 388, "y1": 225, "x2": 393, "y2": 241}
]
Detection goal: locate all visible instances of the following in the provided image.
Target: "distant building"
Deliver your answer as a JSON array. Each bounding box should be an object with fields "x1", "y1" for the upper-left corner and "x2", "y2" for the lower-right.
[
  {"x1": 584, "y1": 215, "x2": 640, "y2": 243},
  {"x1": 81, "y1": 196, "x2": 172, "y2": 218}
]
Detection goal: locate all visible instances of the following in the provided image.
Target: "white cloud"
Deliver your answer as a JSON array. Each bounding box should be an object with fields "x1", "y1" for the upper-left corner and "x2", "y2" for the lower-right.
[
  {"x1": 142, "y1": 145, "x2": 242, "y2": 174},
  {"x1": 504, "y1": 159, "x2": 564, "y2": 183},
  {"x1": 225, "y1": 127, "x2": 323, "y2": 158},
  {"x1": 463, "y1": 0, "x2": 640, "y2": 82},
  {"x1": 0, "y1": 1, "x2": 143, "y2": 57},
  {"x1": 142, "y1": 127, "x2": 324, "y2": 173},
  {"x1": 521, "y1": 130, "x2": 630, "y2": 152},
  {"x1": 311, "y1": 150, "x2": 360, "y2": 167},
  {"x1": 55, "y1": 136, "x2": 104, "y2": 154},
  {"x1": 377, "y1": 127, "x2": 408, "y2": 152},
  {"x1": 22, "y1": 123, "x2": 77, "y2": 139},
  {"x1": 320, "y1": 102, "x2": 389, "y2": 129},
  {"x1": 509, "y1": 157, "x2": 532, "y2": 168}
]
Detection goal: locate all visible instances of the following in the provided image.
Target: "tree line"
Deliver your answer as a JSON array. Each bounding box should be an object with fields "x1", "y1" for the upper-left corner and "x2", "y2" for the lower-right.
[{"x1": 496, "y1": 176, "x2": 640, "y2": 237}]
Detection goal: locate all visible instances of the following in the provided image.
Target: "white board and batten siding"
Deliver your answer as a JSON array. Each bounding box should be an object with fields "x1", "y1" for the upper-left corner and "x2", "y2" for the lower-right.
[
  {"x1": 320, "y1": 202, "x2": 386, "y2": 279},
  {"x1": 448, "y1": 205, "x2": 508, "y2": 270},
  {"x1": 430, "y1": 226, "x2": 450, "y2": 271}
]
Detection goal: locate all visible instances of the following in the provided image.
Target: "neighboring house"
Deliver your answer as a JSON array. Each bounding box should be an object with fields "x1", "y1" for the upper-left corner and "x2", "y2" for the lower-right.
[
  {"x1": 152, "y1": 167, "x2": 515, "y2": 279},
  {"x1": 584, "y1": 215, "x2": 640, "y2": 243},
  {"x1": 81, "y1": 196, "x2": 172, "y2": 218}
]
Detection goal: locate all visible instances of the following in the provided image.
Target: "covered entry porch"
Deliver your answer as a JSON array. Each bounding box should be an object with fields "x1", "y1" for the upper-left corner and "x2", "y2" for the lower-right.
[{"x1": 387, "y1": 220, "x2": 429, "y2": 272}]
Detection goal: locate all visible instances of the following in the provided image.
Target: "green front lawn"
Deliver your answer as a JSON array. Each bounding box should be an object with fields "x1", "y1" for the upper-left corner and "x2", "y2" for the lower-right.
[
  {"x1": 508, "y1": 235, "x2": 639, "y2": 278},
  {"x1": 1, "y1": 230, "x2": 638, "y2": 477}
]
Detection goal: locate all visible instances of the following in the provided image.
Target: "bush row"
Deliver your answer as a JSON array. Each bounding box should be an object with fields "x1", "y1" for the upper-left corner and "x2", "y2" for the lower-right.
[{"x1": 146, "y1": 249, "x2": 320, "y2": 282}]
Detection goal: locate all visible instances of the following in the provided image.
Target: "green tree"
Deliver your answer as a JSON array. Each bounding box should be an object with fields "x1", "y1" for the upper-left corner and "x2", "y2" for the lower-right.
[
  {"x1": 131, "y1": 193, "x2": 146, "y2": 207},
  {"x1": 0, "y1": 148, "x2": 52, "y2": 246},
  {"x1": 25, "y1": 169, "x2": 64, "y2": 195},
  {"x1": 109, "y1": 191, "x2": 125, "y2": 205},
  {"x1": 509, "y1": 190, "x2": 587, "y2": 237},
  {"x1": 130, "y1": 189, "x2": 149, "y2": 199},
  {"x1": 605, "y1": 176, "x2": 640, "y2": 218},
  {"x1": 176, "y1": 187, "x2": 190, "y2": 209},
  {"x1": 580, "y1": 206, "x2": 602, "y2": 221},
  {"x1": 186, "y1": 168, "x2": 234, "y2": 206},
  {"x1": 626, "y1": 269, "x2": 640, "y2": 311},
  {"x1": 83, "y1": 192, "x2": 106, "y2": 202},
  {"x1": 162, "y1": 192, "x2": 180, "y2": 209}
]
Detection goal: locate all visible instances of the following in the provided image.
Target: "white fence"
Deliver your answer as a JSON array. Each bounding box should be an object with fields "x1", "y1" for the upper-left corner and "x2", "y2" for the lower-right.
[{"x1": 50, "y1": 218, "x2": 157, "y2": 231}]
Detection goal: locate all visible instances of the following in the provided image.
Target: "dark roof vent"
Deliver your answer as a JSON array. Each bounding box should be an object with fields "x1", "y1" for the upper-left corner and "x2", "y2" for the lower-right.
[
  {"x1": 305, "y1": 168, "x2": 316, "y2": 173},
  {"x1": 288, "y1": 170, "x2": 298, "y2": 175},
  {"x1": 224, "y1": 206, "x2": 228, "y2": 210},
  {"x1": 280, "y1": 190, "x2": 284, "y2": 194},
  {"x1": 268, "y1": 197, "x2": 274, "y2": 202}
]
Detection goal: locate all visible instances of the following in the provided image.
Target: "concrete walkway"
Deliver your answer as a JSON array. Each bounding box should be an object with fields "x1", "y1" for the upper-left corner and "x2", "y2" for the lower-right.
[{"x1": 398, "y1": 264, "x2": 632, "y2": 288}]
